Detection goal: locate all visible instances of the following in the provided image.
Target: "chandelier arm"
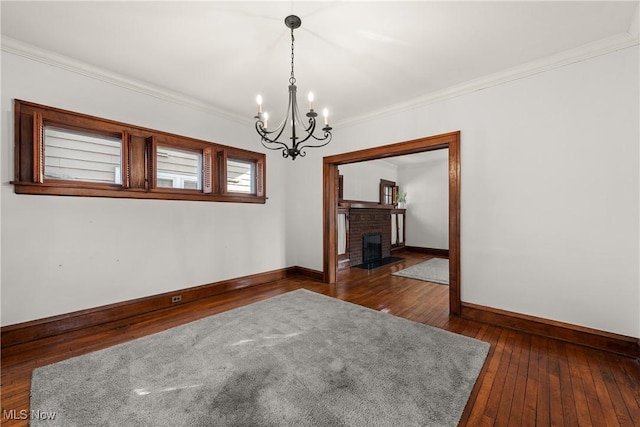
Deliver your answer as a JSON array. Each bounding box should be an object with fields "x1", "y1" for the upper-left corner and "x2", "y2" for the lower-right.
[
  {"x1": 255, "y1": 83, "x2": 294, "y2": 148},
  {"x1": 257, "y1": 121, "x2": 295, "y2": 159},
  {"x1": 260, "y1": 139, "x2": 289, "y2": 151},
  {"x1": 290, "y1": 116, "x2": 317, "y2": 147},
  {"x1": 297, "y1": 132, "x2": 333, "y2": 151},
  {"x1": 296, "y1": 135, "x2": 331, "y2": 159},
  {"x1": 257, "y1": 122, "x2": 288, "y2": 147},
  {"x1": 298, "y1": 117, "x2": 332, "y2": 146},
  {"x1": 302, "y1": 117, "x2": 315, "y2": 134},
  {"x1": 307, "y1": 124, "x2": 333, "y2": 143},
  {"x1": 289, "y1": 95, "x2": 306, "y2": 149},
  {"x1": 255, "y1": 121, "x2": 289, "y2": 150}
]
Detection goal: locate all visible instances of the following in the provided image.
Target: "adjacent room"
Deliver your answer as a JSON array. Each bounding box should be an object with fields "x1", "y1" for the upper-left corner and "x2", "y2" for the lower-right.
[{"x1": 1, "y1": 1, "x2": 639, "y2": 426}]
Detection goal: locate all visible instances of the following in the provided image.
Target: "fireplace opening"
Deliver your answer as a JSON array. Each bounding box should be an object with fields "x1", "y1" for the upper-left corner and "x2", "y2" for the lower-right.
[
  {"x1": 356, "y1": 232, "x2": 403, "y2": 270},
  {"x1": 362, "y1": 233, "x2": 382, "y2": 264}
]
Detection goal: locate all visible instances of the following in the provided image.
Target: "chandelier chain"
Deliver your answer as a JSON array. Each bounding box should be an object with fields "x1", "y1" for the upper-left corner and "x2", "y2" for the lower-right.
[{"x1": 290, "y1": 28, "x2": 296, "y2": 85}]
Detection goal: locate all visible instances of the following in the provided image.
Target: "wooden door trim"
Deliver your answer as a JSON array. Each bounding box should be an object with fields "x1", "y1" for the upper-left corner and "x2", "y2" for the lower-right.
[{"x1": 322, "y1": 131, "x2": 461, "y2": 315}]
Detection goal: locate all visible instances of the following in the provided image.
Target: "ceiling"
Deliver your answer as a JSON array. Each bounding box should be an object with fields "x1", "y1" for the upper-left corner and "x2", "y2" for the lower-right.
[{"x1": 1, "y1": 1, "x2": 638, "y2": 126}]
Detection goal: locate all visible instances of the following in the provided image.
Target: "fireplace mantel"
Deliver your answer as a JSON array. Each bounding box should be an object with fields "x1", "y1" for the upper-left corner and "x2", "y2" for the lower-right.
[{"x1": 339, "y1": 200, "x2": 397, "y2": 210}]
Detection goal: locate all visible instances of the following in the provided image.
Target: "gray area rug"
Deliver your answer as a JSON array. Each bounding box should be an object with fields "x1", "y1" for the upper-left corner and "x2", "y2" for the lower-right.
[
  {"x1": 31, "y1": 289, "x2": 488, "y2": 427},
  {"x1": 392, "y1": 258, "x2": 450, "y2": 285}
]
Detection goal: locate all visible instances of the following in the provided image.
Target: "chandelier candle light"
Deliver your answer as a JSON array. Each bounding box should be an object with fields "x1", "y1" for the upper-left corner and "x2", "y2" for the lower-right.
[{"x1": 254, "y1": 15, "x2": 332, "y2": 160}]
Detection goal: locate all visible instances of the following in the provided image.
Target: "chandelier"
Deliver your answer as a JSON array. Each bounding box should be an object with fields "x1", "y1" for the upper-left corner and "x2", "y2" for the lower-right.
[{"x1": 254, "y1": 15, "x2": 332, "y2": 160}]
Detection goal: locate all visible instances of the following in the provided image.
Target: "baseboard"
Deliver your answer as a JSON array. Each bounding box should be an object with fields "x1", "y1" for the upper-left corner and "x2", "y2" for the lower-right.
[
  {"x1": 293, "y1": 266, "x2": 324, "y2": 281},
  {"x1": 461, "y1": 302, "x2": 640, "y2": 359},
  {"x1": 405, "y1": 246, "x2": 449, "y2": 257},
  {"x1": 1, "y1": 266, "x2": 321, "y2": 349}
]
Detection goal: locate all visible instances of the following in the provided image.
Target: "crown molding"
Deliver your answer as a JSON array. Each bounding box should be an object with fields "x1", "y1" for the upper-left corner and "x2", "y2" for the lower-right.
[
  {"x1": 0, "y1": 36, "x2": 251, "y2": 125},
  {"x1": 339, "y1": 32, "x2": 639, "y2": 128}
]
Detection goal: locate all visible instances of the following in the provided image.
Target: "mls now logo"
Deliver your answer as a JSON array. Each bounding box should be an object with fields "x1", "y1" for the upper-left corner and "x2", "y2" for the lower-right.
[{"x1": 2, "y1": 409, "x2": 57, "y2": 421}]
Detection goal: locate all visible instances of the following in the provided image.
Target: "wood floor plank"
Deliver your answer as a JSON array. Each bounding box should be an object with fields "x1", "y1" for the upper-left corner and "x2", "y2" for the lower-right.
[
  {"x1": 481, "y1": 328, "x2": 516, "y2": 424},
  {"x1": 522, "y1": 334, "x2": 541, "y2": 427},
  {"x1": 566, "y1": 343, "x2": 596, "y2": 426},
  {"x1": 576, "y1": 346, "x2": 609, "y2": 427},
  {"x1": 535, "y1": 336, "x2": 551, "y2": 427},
  {"x1": 587, "y1": 353, "x2": 622, "y2": 427},
  {"x1": 554, "y1": 341, "x2": 579, "y2": 427},
  {"x1": 2, "y1": 252, "x2": 639, "y2": 427},
  {"x1": 591, "y1": 351, "x2": 635, "y2": 427},
  {"x1": 507, "y1": 332, "x2": 531, "y2": 426},
  {"x1": 547, "y1": 338, "x2": 566, "y2": 426},
  {"x1": 495, "y1": 330, "x2": 524, "y2": 425},
  {"x1": 615, "y1": 356, "x2": 640, "y2": 415}
]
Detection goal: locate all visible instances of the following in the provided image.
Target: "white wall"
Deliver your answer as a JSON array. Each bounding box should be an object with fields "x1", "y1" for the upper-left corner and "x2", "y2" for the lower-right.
[
  {"x1": 339, "y1": 160, "x2": 397, "y2": 202},
  {"x1": 1, "y1": 52, "x2": 289, "y2": 325},
  {"x1": 397, "y1": 151, "x2": 449, "y2": 250},
  {"x1": 288, "y1": 46, "x2": 639, "y2": 338},
  {"x1": 2, "y1": 44, "x2": 638, "y2": 340}
]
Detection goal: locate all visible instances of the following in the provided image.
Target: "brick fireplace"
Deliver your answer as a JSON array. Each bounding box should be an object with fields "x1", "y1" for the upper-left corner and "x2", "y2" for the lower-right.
[{"x1": 348, "y1": 208, "x2": 391, "y2": 267}]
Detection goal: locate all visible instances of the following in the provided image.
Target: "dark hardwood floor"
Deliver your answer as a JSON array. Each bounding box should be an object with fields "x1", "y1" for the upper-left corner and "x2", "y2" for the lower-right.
[{"x1": 2, "y1": 252, "x2": 639, "y2": 426}]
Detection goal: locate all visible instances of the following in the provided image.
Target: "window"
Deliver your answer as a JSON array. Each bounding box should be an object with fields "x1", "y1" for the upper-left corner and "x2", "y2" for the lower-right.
[
  {"x1": 156, "y1": 146, "x2": 202, "y2": 190},
  {"x1": 380, "y1": 179, "x2": 397, "y2": 205},
  {"x1": 226, "y1": 159, "x2": 255, "y2": 194},
  {"x1": 219, "y1": 148, "x2": 265, "y2": 198},
  {"x1": 44, "y1": 126, "x2": 122, "y2": 184},
  {"x1": 12, "y1": 99, "x2": 266, "y2": 203}
]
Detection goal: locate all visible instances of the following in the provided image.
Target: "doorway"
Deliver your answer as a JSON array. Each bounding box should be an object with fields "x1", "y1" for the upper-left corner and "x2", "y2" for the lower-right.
[{"x1": 322, "y1": 131, "x2": 461, "y2": 315}]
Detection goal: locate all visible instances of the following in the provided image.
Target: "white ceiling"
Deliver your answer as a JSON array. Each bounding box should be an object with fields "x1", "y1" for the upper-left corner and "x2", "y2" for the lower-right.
[{"x1": 2, "y1": 1, "x2": 638, "y2": 126}]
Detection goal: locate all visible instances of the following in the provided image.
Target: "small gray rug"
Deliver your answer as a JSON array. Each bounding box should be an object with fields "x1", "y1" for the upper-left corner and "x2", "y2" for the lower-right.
[
  {"x1": 392, "y1": 258, "x2": 450, "y2": 285},
  {"x1": 31, "y1": 289, "x2": 488, "y2": 427}
]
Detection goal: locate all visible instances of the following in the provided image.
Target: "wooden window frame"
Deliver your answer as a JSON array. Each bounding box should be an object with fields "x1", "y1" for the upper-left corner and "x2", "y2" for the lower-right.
[
  {"x1": 42, "y1": 124, "x2": 125, "y2": 186},
  {"x1": 150, "y1": 135, "x2": 212, "y2": 194},
  {"x1": 12, "y1": 100, "x2": 266, "y2": 204},
  {"x1": 218, "y1": 147, "x2": 265, "y2": 199},
  {"x1": 379, "y1": 179, "x2": 397, "y2": 206}
]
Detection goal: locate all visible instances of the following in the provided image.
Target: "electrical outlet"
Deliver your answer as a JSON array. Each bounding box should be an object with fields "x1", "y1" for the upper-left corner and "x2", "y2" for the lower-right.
[{"x1": 171, "y1": 295, "x2": 182, "y2": 303}]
